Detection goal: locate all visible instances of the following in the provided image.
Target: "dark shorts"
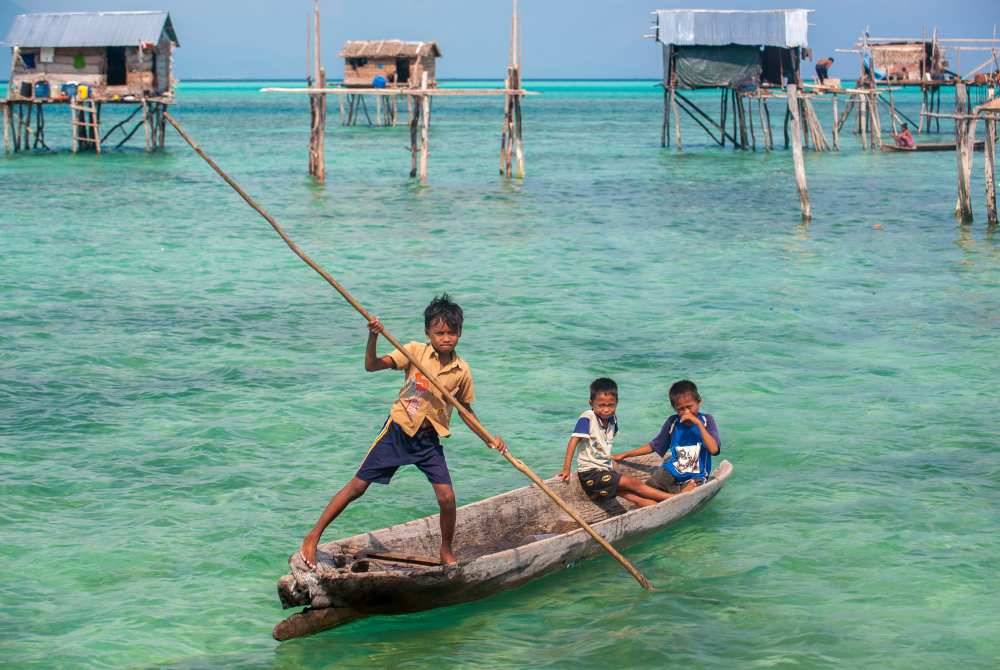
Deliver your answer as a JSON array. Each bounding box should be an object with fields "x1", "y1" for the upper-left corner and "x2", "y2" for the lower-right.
[
  {"x1": 356, "y1": 420, "x2": 452, "y2": 485},
  {"x1": 577, "y1": 469, "x2": 621, "y2": 500},
  {"x1": 816, "y1": 64, "x2": 829, "y2": 81}
]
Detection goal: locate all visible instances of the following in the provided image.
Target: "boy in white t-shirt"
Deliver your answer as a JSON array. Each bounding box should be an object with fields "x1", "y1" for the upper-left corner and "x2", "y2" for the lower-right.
[{"x1": 557, "y1": 378, "x2": 673, "y2": 507}]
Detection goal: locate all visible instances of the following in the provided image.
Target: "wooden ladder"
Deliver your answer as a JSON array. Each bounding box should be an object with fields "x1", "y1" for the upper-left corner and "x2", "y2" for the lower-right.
[{"x1": 70, "y1": 99, "x2": 101, "y2": 153}]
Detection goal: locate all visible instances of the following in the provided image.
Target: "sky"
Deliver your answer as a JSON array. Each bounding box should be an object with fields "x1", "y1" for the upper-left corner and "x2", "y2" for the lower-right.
[{"x1": 1, "y1": 0, "x2": 997, "y2": 80}]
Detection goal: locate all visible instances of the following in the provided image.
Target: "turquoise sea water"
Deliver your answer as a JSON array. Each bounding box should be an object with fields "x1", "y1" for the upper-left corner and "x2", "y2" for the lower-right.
[{"x1": 2, "y1": 80, "x2": 998, "y2": 669}]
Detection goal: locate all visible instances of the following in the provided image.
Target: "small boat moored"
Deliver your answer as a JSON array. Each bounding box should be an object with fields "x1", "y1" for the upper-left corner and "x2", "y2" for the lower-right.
[{"x1": 882, "y1": 141, "x2": 985, "y2": 153}]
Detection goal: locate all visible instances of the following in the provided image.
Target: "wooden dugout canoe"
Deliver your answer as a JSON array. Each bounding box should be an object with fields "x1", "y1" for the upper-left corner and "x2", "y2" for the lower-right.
[
  {"x1": 881, "y1": 141, "x2": 985, "y2": 152},
  {"x1": 274, "y1": 455, "x2": 732, "y2": 640}
]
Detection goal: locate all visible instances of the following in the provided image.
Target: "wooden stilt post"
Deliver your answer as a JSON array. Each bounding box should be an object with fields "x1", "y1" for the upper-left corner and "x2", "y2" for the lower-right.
[
  {"x1": 737, "y1": 92, "x2": 748, "y2": 150},
  {"x1": 22, "y1": 102, "x2": 31, "y2": 149},
  {"x1": 419, "y1": 71, "x2": 430, "y2": 183},
  {"x1": 786, "y1": 84, "x2": 812, "y2": 221},
  {"x1": 732, "y1": 88, "x2": 740, "y2": 149},
  {"x1": 783, "y1": 105, "x2": 790, "y2": 149},
  {"x1": 498, "y1": 0, "x2": 524, "y2": 178},
  {"x1": 720, "y1": 88, "x2": 728, "y2": 147},
  {"x1": 512, "y1": 71, "x2": 524, "y2": 178},
  {"x1": 763, "y1": 98, "x2": 773, "y2": 150},
  {"x1": 859, "y1": 93, "x2": 869, "y2": 149},
  {"x1": 3, "y1": 104, "x2": 11, "y2": 154},
  {"x1": 985, "y1": 115, "x2": 997, "y2": 225},
  {"x1": 832, "y1": 94, "x2": 840, "y2": 150},
  {"x1": 919, "y1": 86, "x2": 927, "y2": 133},
  {"x1": 93, "y1": 102, "x2": 102, "y2": 154},
  {"x1": 869, "y1": 91, "x2": 882, "y2": 149},
  {"x1": 748, "y1": 96, "x2": 756, "y2": 151},
  {"x1": 888, "y1": 89, "x2": 898, "y2": 134},
  {"x1": 142, "y1": 99, "x2": 151, "y2": 152},
  {"x1": 307, "y1": 1, "x2": 326, "y2": 181},
  {"x1": 499, "y1": 69, "x2": 510, "y2": 174},
  {"x1": 158, "y1": 103, "x2": 167, "y2": 149},
  {"x1": 955, "y1": 115, "x2": 975, "y2": 222},
  {"x1": 935, "y1": 87, "x2": 941, "y2": 132},
  {"x1": 661, "y1": 87, "x2": 669, "y2": 147},
  {"x1": 670, "y1": 84, "x2": 682, "y2": 150},
  {"x1": 409, "y1": 94, "x2": 419, "y2": 178},
  {"x1": 757, "y1": 96, "x2": 770, "y2": 152}
]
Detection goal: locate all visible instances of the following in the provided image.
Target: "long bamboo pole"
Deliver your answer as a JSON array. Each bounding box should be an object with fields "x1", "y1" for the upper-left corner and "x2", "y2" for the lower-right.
[{"x1": 162, "y1": 111, "x2": 655, "y2": 592}]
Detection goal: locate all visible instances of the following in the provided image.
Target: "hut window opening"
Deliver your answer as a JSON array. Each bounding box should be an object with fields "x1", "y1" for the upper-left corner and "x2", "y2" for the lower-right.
[
  {"x1": 347, "y1": 57, "x2": 368, "y2": 69},
  {"x1": 20, "y1": 51, "x2": 37, "y2": 69},
  {"x1": 396, "y1": 58, "x2": 410, "y2": 83},
  {"x1": 107, "y1": 46, "x2": 127, "y2": 86}
]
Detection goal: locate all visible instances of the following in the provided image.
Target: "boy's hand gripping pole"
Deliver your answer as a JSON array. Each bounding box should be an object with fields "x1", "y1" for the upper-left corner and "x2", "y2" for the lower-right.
[{"x1": 163, "y1": 112, "x2": 653, "y2": 592}]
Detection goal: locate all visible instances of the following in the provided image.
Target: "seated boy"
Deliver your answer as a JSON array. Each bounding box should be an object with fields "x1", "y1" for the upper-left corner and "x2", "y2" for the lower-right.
[
  {"x1": 557, "y1": 378, "x2": 673, "y2": 508},
  {"x1": 613, "y1": 380, "x2": 720, "y2": 493},
  {"x1": 894, "y1": 123, "x2": 916, "y2": 150}
]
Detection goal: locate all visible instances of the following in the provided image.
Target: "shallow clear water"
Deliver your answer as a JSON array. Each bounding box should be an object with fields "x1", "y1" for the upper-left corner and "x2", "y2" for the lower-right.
[{"x1": 2, "y1": 80, "x2": 998, "y2": 669}]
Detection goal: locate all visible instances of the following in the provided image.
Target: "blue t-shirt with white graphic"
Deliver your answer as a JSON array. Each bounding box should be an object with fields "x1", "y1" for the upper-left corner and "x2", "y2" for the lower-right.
[{"x1": 648, "y1": 413, "x2": 720, "y2": 482}]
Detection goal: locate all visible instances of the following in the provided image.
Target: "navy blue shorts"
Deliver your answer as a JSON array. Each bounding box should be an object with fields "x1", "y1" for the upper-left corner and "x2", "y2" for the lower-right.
[{"x1": 356, "y1": 420, "x2": 452, "y2": 485}]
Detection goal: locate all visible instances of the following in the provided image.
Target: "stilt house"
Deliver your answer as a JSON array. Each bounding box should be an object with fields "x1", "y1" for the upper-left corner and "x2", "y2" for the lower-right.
[
  {"x1": 339, "y1": 40, "x2": 440, "y2": 88},
  {"x1": 650, "y1": 8, "x2": 813, "y2": 150},
  {"x1": 4, "y1": 10, "x2": 179, "y2": 101},
  {"x1": 653, "y1": 9, "x2": 811, "y2": 90}
]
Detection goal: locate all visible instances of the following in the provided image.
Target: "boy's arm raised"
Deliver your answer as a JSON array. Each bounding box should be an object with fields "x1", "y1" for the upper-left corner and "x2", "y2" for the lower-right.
[{"x1": 364, "y1": 317, "x2": 395, "y2": 371}]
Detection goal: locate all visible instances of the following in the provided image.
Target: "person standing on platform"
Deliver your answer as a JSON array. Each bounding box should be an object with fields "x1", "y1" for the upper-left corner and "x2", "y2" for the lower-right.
[{"x1": 816, "y1": 57, "x2": 835, "y2": 85}]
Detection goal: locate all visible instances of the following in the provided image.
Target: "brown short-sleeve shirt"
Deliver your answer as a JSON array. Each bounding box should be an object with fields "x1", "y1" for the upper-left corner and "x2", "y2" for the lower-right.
[{"x1": 387, "y1": 342, "x2": 475, "y2": 437}]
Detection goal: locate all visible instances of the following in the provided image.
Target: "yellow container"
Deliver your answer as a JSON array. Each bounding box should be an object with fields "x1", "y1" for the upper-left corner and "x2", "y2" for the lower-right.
[{"x1": 77, "y1": 84, "x2": 89, "y2": 100}]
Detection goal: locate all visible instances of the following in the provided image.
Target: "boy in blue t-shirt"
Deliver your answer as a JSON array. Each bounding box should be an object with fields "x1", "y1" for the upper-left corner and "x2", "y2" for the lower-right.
[{"x1": 613, "y1": 380, "x2": 720, "y2": 493}]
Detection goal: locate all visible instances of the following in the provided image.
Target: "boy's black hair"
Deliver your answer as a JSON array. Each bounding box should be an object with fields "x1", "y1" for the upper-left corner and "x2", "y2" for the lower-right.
[
  {"x1": 669, "y1": 379, "x2": 701, "y2": 405},
  {"x1": 590, "y1": 377, "x2": 618, "y2": 401},
  {"x1": 424, "y1": 293, "x2": 464, "y2": 332}
]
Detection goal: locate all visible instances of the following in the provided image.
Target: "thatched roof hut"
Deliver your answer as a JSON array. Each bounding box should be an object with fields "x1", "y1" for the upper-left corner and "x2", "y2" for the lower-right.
[
  {"x1": 864, "y1": 41, "x2": 944, "y2": 82},
  {"x1": 339, "y1": 40, "x2": 441, "y2": 88}
]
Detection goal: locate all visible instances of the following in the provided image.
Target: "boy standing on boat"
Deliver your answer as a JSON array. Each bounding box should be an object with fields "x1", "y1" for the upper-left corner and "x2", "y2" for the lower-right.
[
  {"x1": 558, "y1": 378, "x2": 673, "y2": 507},
  {"x1": 299, "y1": 294, "x2": 507, "y2": 569},
  {"x1": 614, "y1": 380, "x2": 720, "y2": 492}
]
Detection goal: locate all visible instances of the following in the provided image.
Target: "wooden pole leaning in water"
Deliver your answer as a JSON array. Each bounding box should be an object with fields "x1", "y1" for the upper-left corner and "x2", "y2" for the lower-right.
[
  {"x1": 162, "y1": 111, "x2": 654, "y2": 592},
  {"x1": 786, "y1": 85, "x2": 812, "y2": 221}
]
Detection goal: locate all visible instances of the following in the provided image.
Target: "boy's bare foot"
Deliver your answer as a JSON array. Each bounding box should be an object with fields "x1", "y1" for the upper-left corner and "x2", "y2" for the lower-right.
[
  {"x1": 440, "y1": 545, "x2": 458, "y2": 565},
  {"x1": 299, "y1": 536, "x2": 319, "y2": 570},
  {"x1": 680, "y1": 480, "x2": 699, "y2": 493}
]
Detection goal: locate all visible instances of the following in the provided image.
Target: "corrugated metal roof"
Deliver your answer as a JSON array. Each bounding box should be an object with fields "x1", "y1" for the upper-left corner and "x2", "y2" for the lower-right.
[
  {"x1": 654, "y1": 9, "x2": 810, "y2": 48},
  {"x1": 339, "y1": 40, "x2": 441, "y2": 59},
  {"x1": 3, "y1": 11, "x2": 179, "y2": 48}
]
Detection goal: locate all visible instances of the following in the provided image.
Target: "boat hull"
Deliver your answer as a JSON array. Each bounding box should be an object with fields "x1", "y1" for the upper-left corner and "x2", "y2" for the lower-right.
[{"x1": 275, "y1": 457, "x2": 732, "y2": 638}]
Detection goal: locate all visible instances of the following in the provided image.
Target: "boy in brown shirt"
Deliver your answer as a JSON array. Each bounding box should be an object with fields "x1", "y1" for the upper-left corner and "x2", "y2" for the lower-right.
[{"x1": 299, "y1": 294, "x2": 506, "y2": 568}]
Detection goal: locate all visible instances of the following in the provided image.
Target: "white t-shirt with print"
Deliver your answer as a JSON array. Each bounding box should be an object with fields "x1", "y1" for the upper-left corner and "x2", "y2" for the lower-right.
[{"x1": 572, "y1": 409, "x2": 618, "y2": 472}]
